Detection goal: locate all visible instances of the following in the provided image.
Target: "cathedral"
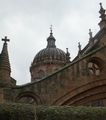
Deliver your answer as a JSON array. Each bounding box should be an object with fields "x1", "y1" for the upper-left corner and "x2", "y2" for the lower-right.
[{"x1": 0, "y1": 3, "x2": 106, "y2": 106}]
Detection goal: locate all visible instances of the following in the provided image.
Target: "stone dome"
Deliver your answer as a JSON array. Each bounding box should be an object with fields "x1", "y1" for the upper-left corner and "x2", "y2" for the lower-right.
[
  {"x1": 32, "y1": 30, "x2": 68, "y2": 66},
  {"x1": 33, "y1": 47, "x2": 67, "y2": 64}
]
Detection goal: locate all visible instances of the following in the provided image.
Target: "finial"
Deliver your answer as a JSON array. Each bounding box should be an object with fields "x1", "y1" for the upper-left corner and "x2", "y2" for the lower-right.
[
  {"x1": 66, "y1": 48, "x2": 68, "y2": 53},
  {"x1": 78, "y1": 42, "x2": 81, "y2": 51},
  {"x1": 2, "y1": 36, "x2": 10, "y2": 43},
  {"x1": 99, "y1": 3, "x2": 106, "y2": 21},
  {"x1": 89, "y1": 29, "x2": 93, "y2": 39},
  {"x1": 50, "y1": 25, "x2": 53, "y2": 35},
  {"x1": 66, "y1": 48, "x2": 70, "y2": 63},
  {"x1": 66, "y1": 48, "x2": 70, "y2": 55},
  {"x1": 100, "y1": 3, "x2": 102, "y2": 7}
]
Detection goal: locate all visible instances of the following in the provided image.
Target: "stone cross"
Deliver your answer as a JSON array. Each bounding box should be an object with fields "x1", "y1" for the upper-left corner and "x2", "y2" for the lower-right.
[{"x1": 2, "y1": 36, "x2": 10, "y2": 43}]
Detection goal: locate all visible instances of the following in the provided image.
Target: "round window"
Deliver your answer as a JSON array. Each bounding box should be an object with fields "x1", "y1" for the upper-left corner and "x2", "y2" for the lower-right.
[{"x1": 88, "y1": 62, "x2": 100, "y2": 76}]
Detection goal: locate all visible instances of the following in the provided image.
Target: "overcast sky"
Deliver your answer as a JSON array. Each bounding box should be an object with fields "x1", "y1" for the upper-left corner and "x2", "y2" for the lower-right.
[{"x1": 0, "y1": 0, "x2": 106, "y2": 85}]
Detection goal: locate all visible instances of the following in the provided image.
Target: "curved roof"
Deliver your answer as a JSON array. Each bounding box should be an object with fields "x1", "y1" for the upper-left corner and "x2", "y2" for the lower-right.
[
  {"x1": 32, "y1": 31, "x2": 68, "y2": 65},
  {"x1": 33, "y1": 47, "x2": 66, "y2": 64}
]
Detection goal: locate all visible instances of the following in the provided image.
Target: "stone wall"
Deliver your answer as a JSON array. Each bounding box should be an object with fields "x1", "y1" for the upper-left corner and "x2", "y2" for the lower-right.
[{"x1": 11, "y1": 46, "x2": 106, "y2": 106}]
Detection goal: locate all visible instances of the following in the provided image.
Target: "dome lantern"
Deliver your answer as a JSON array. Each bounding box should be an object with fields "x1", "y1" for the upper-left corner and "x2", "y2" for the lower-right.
[{"x1": 47, "y1": 25, "x2": 56, "y2": 48}]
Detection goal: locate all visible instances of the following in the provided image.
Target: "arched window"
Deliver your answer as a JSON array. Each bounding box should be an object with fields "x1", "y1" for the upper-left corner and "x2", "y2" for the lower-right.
[
  {"x1": 18, "y1": 96, "x2": 36, "y2": 104},
  {"x1": 16, "y1": 92, "x2": 42, "y2": 105},
  {"x1": 38, "y1": 70, "x2": 45, "y2": 79}
]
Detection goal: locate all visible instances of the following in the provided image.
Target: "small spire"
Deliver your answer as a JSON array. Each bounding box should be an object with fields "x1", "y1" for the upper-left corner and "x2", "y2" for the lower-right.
[
  {"x1": 50, "y1": 25, "x2": 53, "y2": 35},
  {"x1": 99, "y1": 3, "x2": 106, "y2": 21},
  {"x1": 66, "y1": 48, "x2": 70, "y2": 55},
  {"x1": 89, "y1": 29, "x2": 94, "y2": 45},
  {"x1": 66, "y1": 48, "x2": 68, "y2": 52},
  {"x1": 0, "y1": 36, "x2": 11, "y2": 73},
  {"x1": 78, "y1": 42, "x2": 82, "y2": 58},
  {"x1": 66, "y1": 48, "x2": 70, "y2": 63},
  {"x1": 78, "y1": 42, "x2": 81, "y2": 52},
  {"x1": 89, "y1": 29, "x2": 93, "y2": 39},
  {"x1": 0, "y1": 36, "x2": 11, "y2": 87}
]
